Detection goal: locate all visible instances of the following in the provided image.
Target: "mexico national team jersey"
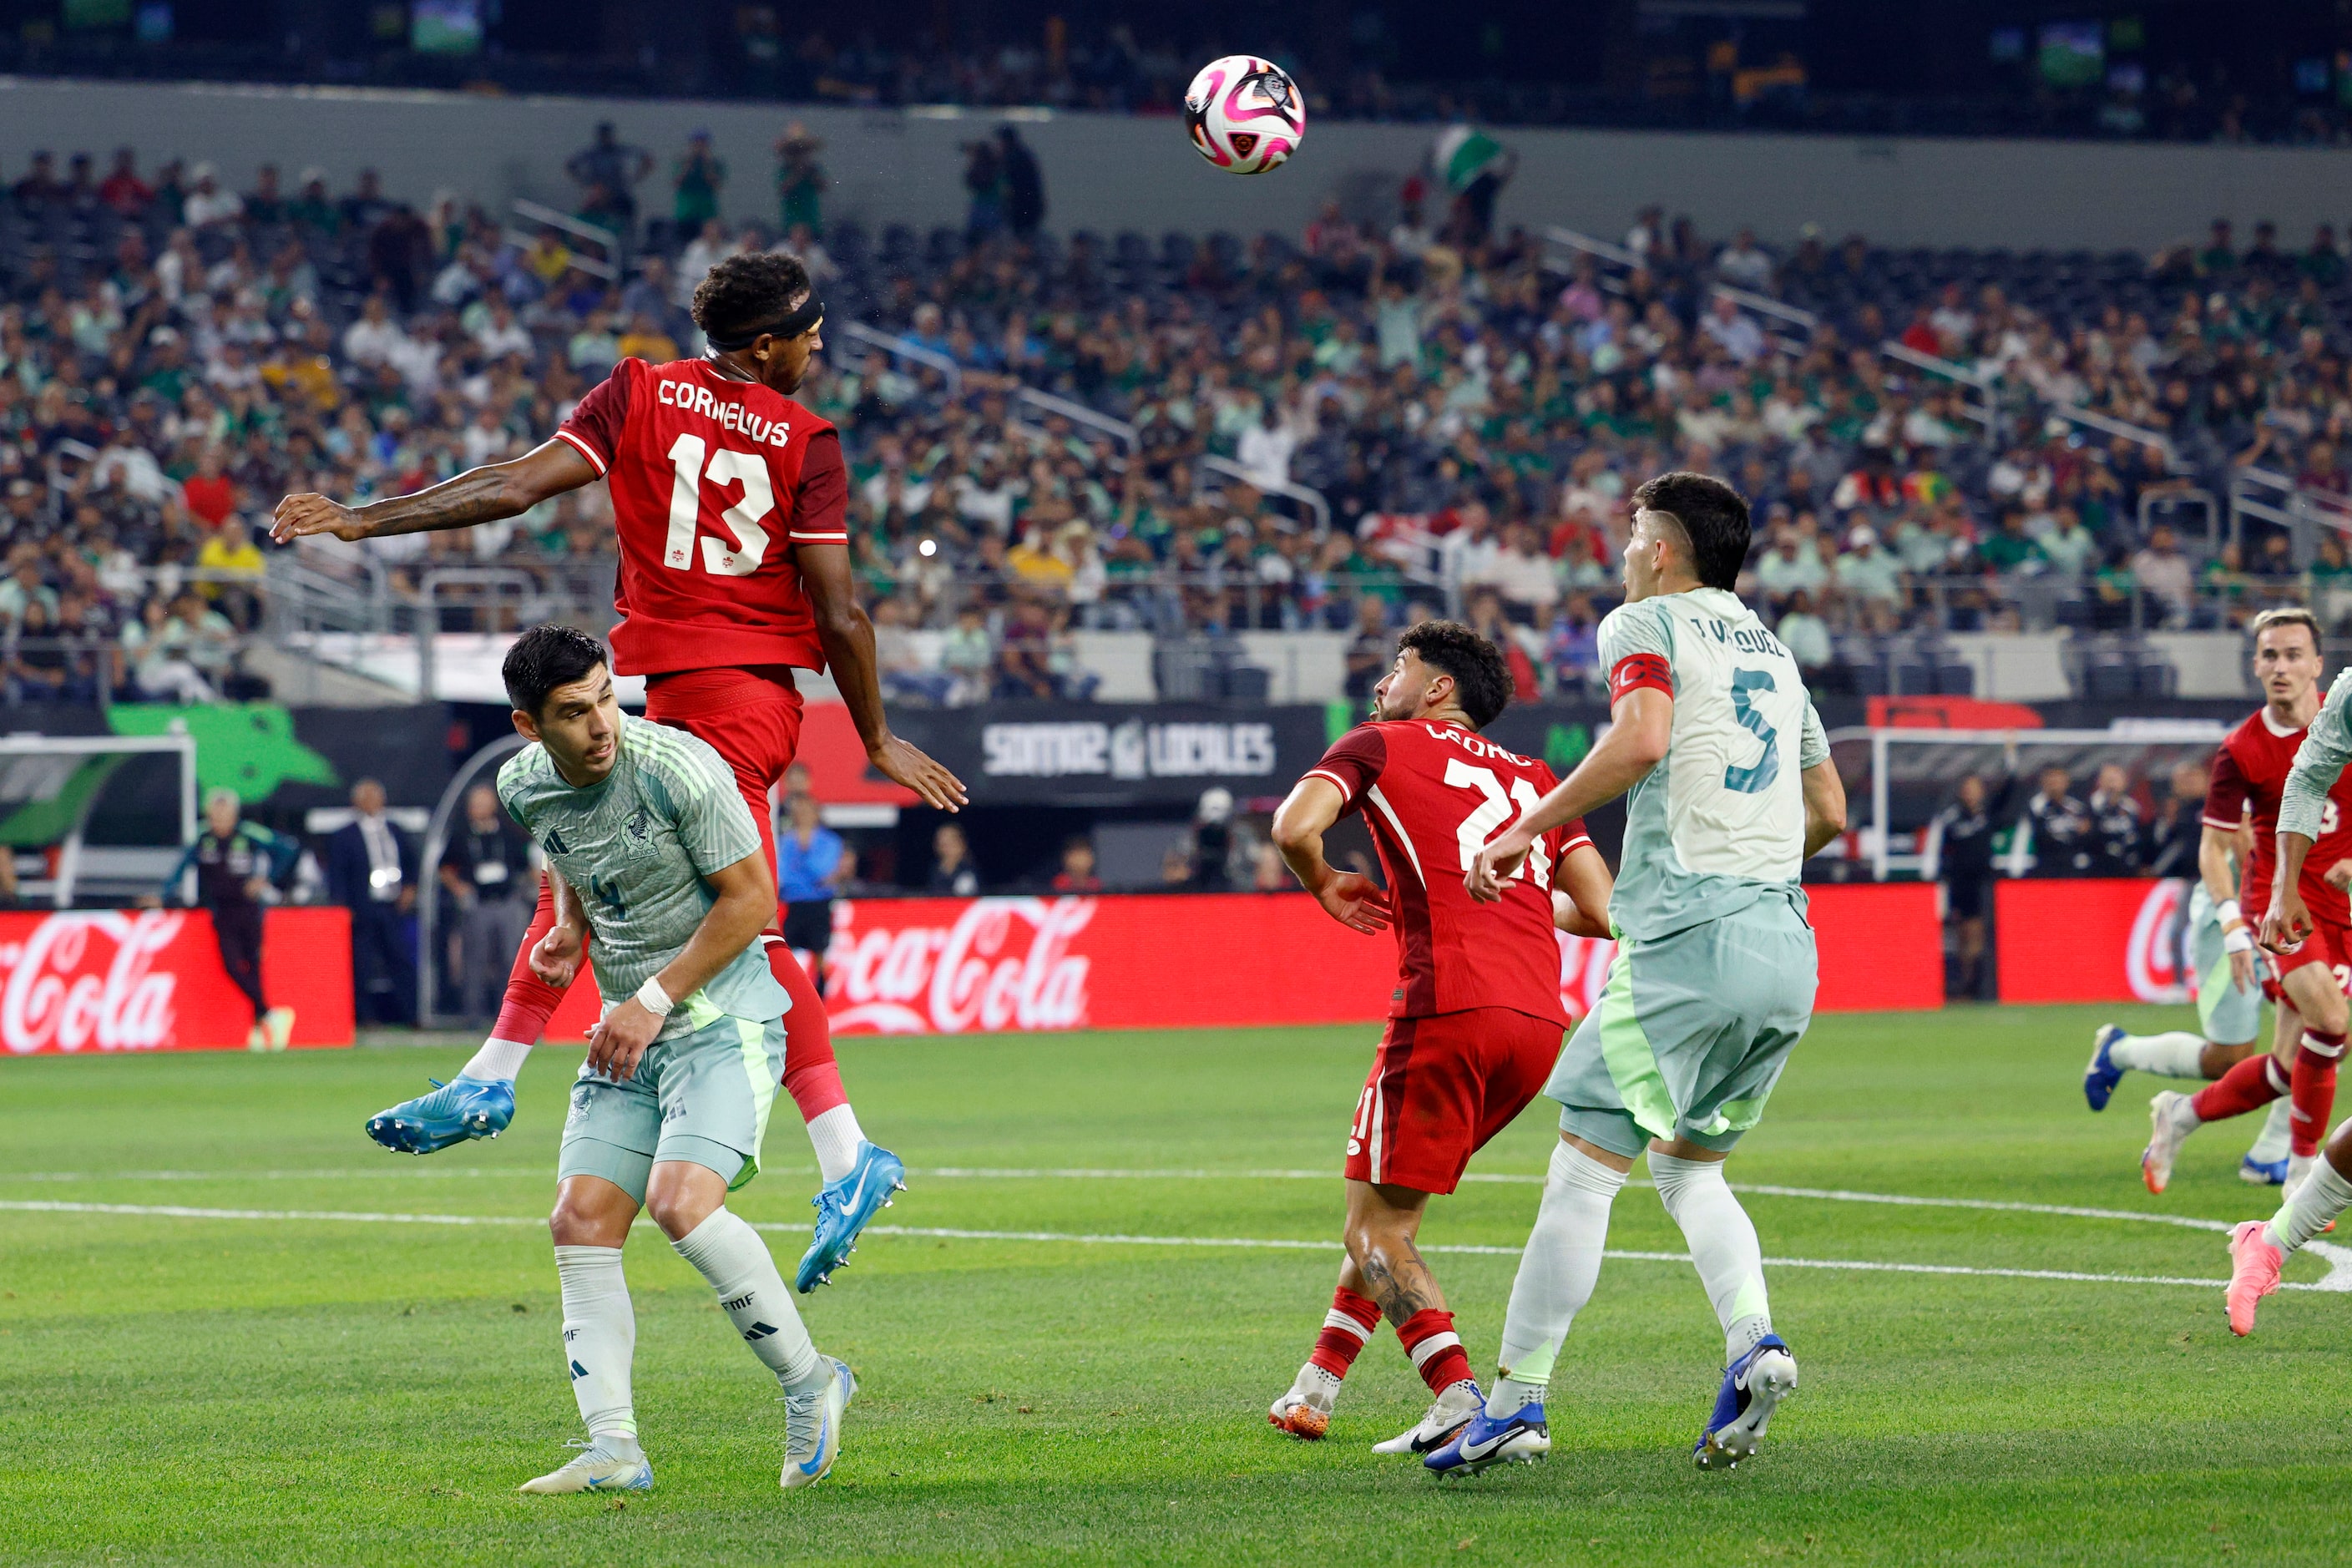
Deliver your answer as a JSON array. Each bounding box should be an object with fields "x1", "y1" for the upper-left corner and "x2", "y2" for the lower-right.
[
  {"x1": 498, "y1": 714, "x2": 787, "y2": 1039},
  {"x1": 1307, "y1": 718, "x2": 1591, "y2": 1026},
  {"x1": 1599, "y1": 586, "x2": 1828, "y2": 943},
  {"x1": 2234, "y1": 675, "x2": 2352, "y2": 923},
  {"x1": 556, "y1": 357, "x2": 849, "y2": 678}
]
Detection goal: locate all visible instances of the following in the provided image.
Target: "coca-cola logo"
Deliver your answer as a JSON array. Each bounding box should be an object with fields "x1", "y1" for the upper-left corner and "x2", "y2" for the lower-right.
[
  {"x1": 0, "y1": 910, "x2": 183, "y2": 1055},
  {"x1": 826, "y1": 898, "x2": 1093, "y2": 1034},
  {"x1": 1558, "y1": 932, "x2": 1614, "y2": 1021},
  {"x1": 2125, "y1": 878, "x2": 2192, "y2": 1005}
]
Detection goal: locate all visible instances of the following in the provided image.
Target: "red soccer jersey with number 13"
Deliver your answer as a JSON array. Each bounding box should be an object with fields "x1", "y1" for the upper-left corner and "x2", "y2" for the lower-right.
[
  {"x1": 1307, "y1": 718, "x2": 1591, "y2": 1027},
  {"x1": 555, "y1": 356, "x2": 851, "y2": 676},
  {"x1": 2204, "y1": 703, "x2": 2352, "y2": 925}
]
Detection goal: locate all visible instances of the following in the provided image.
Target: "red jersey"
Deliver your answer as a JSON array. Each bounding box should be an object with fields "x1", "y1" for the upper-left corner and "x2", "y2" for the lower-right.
[
  {"x1": 2204, "y1": 704, "x2": 2352, "y2": 924},
  {"x1": 1308, "y1": 718, "x2": 1591, "y2": 1027},
  {"x1": 556, "y1": 357, "x2": 850, "y2": 677}
]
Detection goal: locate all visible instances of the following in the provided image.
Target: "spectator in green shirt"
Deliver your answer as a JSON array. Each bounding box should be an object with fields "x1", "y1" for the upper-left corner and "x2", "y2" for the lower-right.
[
  {"x1": 673, "y1": 131, "x2": 726, "y2": 232},
  {"x1": 1977, "y1": 508, "x2": 2038, "y2": 573}
]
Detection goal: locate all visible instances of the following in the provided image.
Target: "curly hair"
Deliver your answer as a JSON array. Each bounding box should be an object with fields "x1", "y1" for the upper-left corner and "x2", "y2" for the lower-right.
[
  {"x1": 1397, "y1": 619, "x2": 1513, "y2": 729},
  {"x1": 689, "y1": 251, "x2": 814, "y2": 345}
]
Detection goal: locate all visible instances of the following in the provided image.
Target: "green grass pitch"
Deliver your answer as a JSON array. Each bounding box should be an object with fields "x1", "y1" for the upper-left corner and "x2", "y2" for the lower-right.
[{"x1": 3, "y1": 1003, "x2": 2349, "y2": 1565}]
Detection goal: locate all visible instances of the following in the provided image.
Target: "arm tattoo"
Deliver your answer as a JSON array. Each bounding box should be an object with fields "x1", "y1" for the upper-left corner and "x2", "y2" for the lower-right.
[{"x1": 356, "y1": 468, "x2": 520, "y2": 539}]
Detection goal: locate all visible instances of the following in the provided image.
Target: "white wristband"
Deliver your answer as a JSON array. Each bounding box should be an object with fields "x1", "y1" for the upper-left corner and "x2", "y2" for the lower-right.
[
  {"x1": 635, "y1": 976, "x2": 675, "y2": 1018},
  {"x1": 2217, "y1": 898, "x2": 2242, "y2": 928},
  {"x1": 2223, "y1": 926, "x2": 2254, "y2": 955}
]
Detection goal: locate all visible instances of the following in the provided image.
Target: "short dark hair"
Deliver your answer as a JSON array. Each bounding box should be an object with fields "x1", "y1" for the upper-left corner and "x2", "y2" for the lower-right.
[
  {"x1": 690, "y1": 251, "x2": 813, "y2": 344},
  {"x1": 1397, "y1": 619, "x2": 1513, "y2": 730},
  {"x1": 1633, "y1": 471, "x2": 1750, "y2": 591},
  {"x1": 503, "y1": 624, "x2": 609, "y2": 718}
]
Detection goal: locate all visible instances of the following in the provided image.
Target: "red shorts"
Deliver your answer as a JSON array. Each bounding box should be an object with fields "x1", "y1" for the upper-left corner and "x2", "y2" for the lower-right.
[
  {"x1": 1344, "y1": 1007, "x2": 1565, "y2": 1195},
  {"x1": 643, "y1": 665, "x2": 804, "y2": 880},
  {"x1": 2263, "y1": 914, "x2": 2352, "y2": 1002}
]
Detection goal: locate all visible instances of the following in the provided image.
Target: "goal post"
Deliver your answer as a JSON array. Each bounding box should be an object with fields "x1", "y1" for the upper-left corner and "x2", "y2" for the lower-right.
[
  {"x1": 1829, "y1": 722, "x2": 2233, "y2": 883},
  {"x1": 0, "y1": 733, "x2": 198, "y2": 908}
]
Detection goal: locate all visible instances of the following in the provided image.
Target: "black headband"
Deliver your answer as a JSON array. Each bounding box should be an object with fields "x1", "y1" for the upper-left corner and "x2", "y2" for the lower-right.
[{"x1": 704, "y1": 296, "x2": 825, "y2": 352}]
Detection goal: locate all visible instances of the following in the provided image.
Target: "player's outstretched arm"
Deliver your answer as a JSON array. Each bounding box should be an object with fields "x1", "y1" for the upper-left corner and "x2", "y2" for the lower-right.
[
  {"x1": 1271, "y1": 776, "x2": 1390, "y2": 935},
  {"x1": 1550, "y1": 842, "x2": 1615, "y2": 938},
  {"x1": 1469, "y1": 687, "x2": 1672, "y2": 902},
  {"x1": 796, "y1": 541, "x2": 968, "y2": 812},
  {"x1": 271, "y1": 440, "x2": 598, "y2": 545},
  {"x1": 1800, "y1": 759, "x2": 1847, "y2": 859},
  {"x1": 586, "y1": 850, "x2": 776, "y2": 1083}
]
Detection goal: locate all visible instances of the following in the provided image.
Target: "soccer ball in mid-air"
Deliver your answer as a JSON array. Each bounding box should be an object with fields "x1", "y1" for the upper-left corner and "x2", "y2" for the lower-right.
[{"x1": 1184, "y1": 55, "x2": 1305, "y2": 175}]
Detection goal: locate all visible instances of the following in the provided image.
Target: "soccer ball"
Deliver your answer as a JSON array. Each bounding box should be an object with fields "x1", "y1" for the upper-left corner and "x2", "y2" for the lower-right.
[{"x1": 1184, "y1": 56, "x2": 1305, "y2": 175}]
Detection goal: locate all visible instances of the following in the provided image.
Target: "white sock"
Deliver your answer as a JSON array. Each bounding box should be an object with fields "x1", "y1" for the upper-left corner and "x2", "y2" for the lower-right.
[
  {"x1": 806, "y1": 1104, "x2": 867, "y2": 1185},
  {"x1": 670, "y1": 1208, "x2": 827, "y2": 1392},
  {"x1": 2266, "y1": 1146, "x2": 2352, "y2": 1254},
  {"x1": 462, "y1": 1035, "x2": 533, "y2": 1084},
  {"x1": 1650, "y1": 1152, "x2": 1773, "y2": 1363},
  {"x1": 2110, "y1": 1030, "x2": 2208, "y2": 1080},
  {"x1": 554, "y1": 1245, "x2": 638, "y2": 1445},
  {"x1": 2248, "y1": 1099, "x2": 2294, "y2": 1166},
  {"x1": 1491, "y1": 1140, "x2": 1626, "y2": 1409}
]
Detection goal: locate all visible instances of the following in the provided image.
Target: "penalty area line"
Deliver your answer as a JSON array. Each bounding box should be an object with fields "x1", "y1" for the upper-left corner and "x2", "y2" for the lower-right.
[{"x1": 3, "y1": 1199, "x2": 2340, "y2": 1294}]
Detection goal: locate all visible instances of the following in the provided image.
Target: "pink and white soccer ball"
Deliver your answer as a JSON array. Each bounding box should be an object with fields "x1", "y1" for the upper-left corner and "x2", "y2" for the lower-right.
[{"x1": 1184, "y1": 55, "x2": 1305, "y2": 175}]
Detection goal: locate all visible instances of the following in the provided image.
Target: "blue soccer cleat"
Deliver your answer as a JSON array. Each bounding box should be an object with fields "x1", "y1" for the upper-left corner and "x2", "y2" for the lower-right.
[
  {"x1": 366, "y1": 1075, "x2": 515, "y2": 1156},
  {"x1": 1696, "y1": 1334, "x2": 1798, "y2": 1469},
  {"x1": 2240, "y1": 1154, "x2": 2289, "y2": 1186},
  {"x1": 2084, "y1": 1024, "x2": 2126, "y2": 1112},
  {"x1": 795, "y1": 1142, "x2": 906, "y2": 1293},
  {"x1": 1423, "y1": 1401, "x2": 1550, "y2": 1479}
]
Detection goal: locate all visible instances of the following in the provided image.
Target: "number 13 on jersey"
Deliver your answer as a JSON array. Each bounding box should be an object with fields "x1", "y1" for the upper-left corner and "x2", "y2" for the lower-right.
[{"x1": 664, "y1": 432, "x2": 774, "y2": 578}]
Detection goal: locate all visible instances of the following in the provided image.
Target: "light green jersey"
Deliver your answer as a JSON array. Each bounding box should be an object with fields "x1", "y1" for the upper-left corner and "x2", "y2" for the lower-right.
[
  {"x1": 497, "y1": 714, "x2": 786, "y2": 1039},
  {"x1": 2281, "y1": 666, "x2": 2352, "y2": 841},
  {"x1": 1599, "y1": 586, "x2": 1828, "y2": 942}
]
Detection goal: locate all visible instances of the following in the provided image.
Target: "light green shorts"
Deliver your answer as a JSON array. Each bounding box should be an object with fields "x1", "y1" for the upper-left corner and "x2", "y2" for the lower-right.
[
  {"x1": 2190, "y1": 911, "x2": 2263, "y2": 1047},
  {"x1": 1548, "y1": 897, "x2": 1818, "y2": 1160},
  {"x1": 557, "y1": 1004, "x2": 787, "y2": 1203}
]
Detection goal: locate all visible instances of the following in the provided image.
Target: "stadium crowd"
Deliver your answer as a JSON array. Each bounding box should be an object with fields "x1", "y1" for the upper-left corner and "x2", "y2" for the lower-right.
[{"x1": 2, "y1": 140, "x2": 2349, "y2": 708}]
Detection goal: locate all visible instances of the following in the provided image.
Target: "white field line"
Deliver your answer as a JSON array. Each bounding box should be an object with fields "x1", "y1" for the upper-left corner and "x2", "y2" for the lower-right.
[{"x1": 5, "y1": 1197, "x2": 2345, "y2": 1294}]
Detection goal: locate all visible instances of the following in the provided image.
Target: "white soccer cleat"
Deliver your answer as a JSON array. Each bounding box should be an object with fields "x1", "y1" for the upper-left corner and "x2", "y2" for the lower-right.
[
  {"x1": 1268, "y1": 1366, "x2": 1342, "y2": 1440},
  {"x1": 517, "y1": 1439, "x2": 652, "y2": 1495},
  {"x1": 1370, "y1": 1378, "x2": 1483, "y2": 1455},
  {"x1": 2142, "y1": 1091, "x2": 2200, "y2": 1195},
  {"x1": 1696, "y1": 1338, "x2": 1798, "y2": 1470},
  {"x1": 2284, "y1": 1152, "x2": 2318, "y2": 1204},
  {"x1": 263, "y1": 1006, "x2": 295, "y2": 1051},
  {"x1": 780, "y1": 1356, "x2": 856, "y2": 1490}
]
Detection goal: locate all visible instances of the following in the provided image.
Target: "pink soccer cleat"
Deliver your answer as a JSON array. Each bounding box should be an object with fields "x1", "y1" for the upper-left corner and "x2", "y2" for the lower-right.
[{"x1": 2225, "y1": 1220, "x2": 2284, "y2": 1337}]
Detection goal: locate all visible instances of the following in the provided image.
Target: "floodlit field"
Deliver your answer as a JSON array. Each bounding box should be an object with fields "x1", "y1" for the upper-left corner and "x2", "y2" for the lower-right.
[{"x1": 3, "y1": 1004, "x2": 2349, "y2": 1565}]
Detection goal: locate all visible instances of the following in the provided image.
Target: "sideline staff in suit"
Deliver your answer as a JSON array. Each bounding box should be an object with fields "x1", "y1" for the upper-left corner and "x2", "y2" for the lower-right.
[{"x1": 328, "y1": 777, "x2": 418, "y2": 1024}]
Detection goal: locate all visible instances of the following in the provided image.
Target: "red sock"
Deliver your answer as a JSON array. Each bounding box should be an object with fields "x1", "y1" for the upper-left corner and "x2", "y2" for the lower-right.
[
  {"x1": 1396, "y1": 1308, "x2": 1474, "y2": 1396},
  {"x1": 2192, "y1": 1053, "x2": 2289, "y2": 1123},
  {"x1": 769, "y1": 936, "x2": 849, "y2": 1123},
  {"x1": 490, "y1": 878, "x2": 574, "y2": 1043},
  {"x1": 2290, "y1": 1029, "x2": 2344, "y2": 1159},
  {"x1": 1307, "y1": 1288, "x2": 1383, "y2": 1379}
]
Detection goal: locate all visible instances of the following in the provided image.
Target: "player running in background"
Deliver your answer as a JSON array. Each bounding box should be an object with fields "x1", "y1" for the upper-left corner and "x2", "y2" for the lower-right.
[
  {"x1": 1263, "y1": 620, "x2": 1614, "y2": 1454},
  {"x1": 1434, "y1": 473, "x2": 1846, "y2": 1478},
  {"x1": 2227, "y1": 657, "x2": 2352, "y2": 1333},
  {"x1": 2141, "y1": 609, "x2": 2349, "y2": 1200},
  {"x1": 493, "y1": 626, "x2": 854, "y2": 1494},
  {"x1": 154, "y1": 787, "x2": 300, "y2": 1051},
  {"x1": 273, "y1": 251, "x2": 965, "y2": 1290},
  {"x1": 2086, "y1": 812, "x2": 2292, "y2": 1185}
]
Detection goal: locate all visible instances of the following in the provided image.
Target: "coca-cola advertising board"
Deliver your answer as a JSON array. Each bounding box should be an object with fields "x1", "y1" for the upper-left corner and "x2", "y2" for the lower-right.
[
  {"x1": 1996, "y1": 878, "x2": 2194, "y2": 1004},
  {"x1": 0, "y1": 908, "x2": 355, "y2": 1055},
  {"x1": 539, "y1": 883, "x2": 1943, "y2": 1041}
]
